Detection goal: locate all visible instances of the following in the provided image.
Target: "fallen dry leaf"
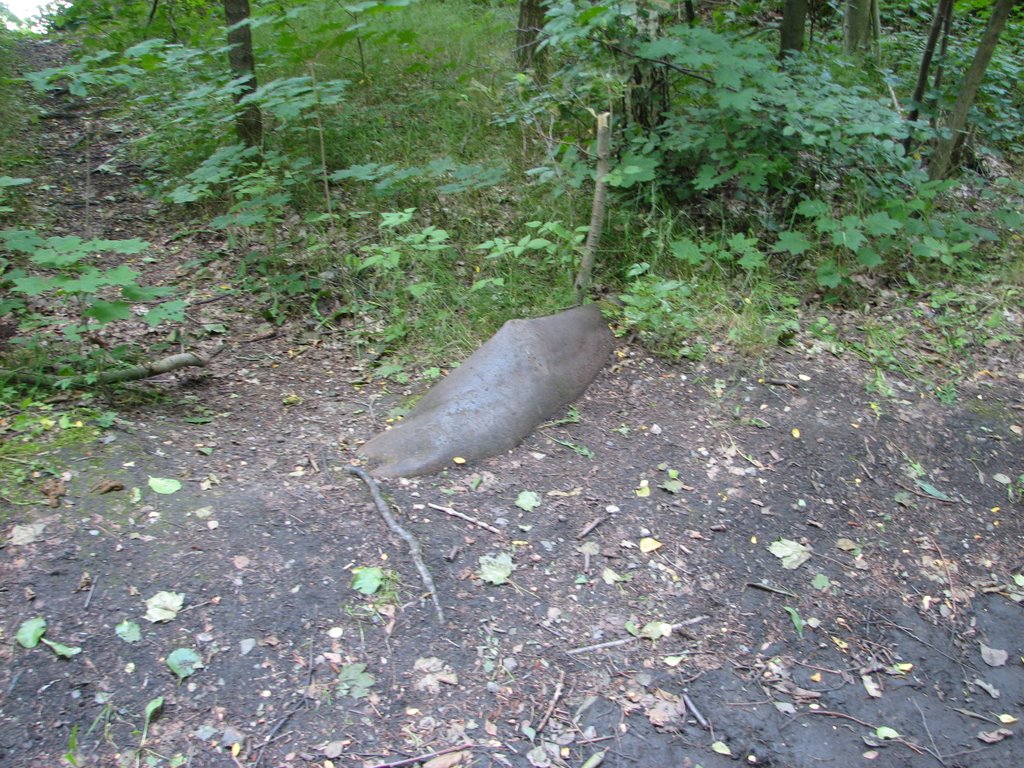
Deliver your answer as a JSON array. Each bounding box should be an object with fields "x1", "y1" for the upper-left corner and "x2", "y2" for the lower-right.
[
  {"x1": 413, "y1": 657, "x2": 459, "y2": 693},
  {"x1": 977, "y1": 728, "x2": 1013, "y2": 744},
  {"x1": 980, "y1": 643, "x2": 1008, "y2": 667},
  {"x1": 422, "y1": 751, "x2": 467, "y2": 768},
  {"x1": 89, "y1": 479, "x2": 124, "y2": 494}
]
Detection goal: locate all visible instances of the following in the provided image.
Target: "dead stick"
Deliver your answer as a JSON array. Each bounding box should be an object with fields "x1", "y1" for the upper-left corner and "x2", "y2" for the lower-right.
[
  {"x1": 345, "y1": 466, "x2": 445, "y2": 624},
  {"x1": 0, "y1": 343, "x2": 225, "y2": 388},
  {"x1": 805, "y1": 710, "x2": 926, "y2": 756},
  {"x1": 366, "y1": 744, "x2": 474, "y2": 768},
  {"x1": 682, "y1": 692, "x2": 709, "y2": 730},
  {"x1": 576, "y1": 516, "x2": 607, "y2": 540},
  {"x1": 428, "y1": 503, "x2": 501, "y2": 534},
  {"x1": 568, "y1": 616, "x2": 708, "y2": 655},
  {"x1": 83, "y1": 577, "x2": 98, "y2": 610},
  {"x1": 535, "y1": 668, "x2": 566, "y2": 735}
]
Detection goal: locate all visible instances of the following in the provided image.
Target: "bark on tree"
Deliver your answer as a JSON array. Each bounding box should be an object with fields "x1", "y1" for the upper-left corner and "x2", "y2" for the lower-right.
[
  {"x1": 904, "y1": 0, "x2": 953, "y2": 152},
  {"x1": 625, "y1": 9, "x2": 669, "y2": 130},
  {"x1": 780, "y1": 0, "x2": 809, "y2": 58},
  {"x1": 843, "y1": 0, "x2": 878, "y2": 56},
  {"x1": 223, "y1": 0, "x2": 262, "y2": 149},
  {"x1": 928, "y1": 0, "x2": 1020, "y2": 180},
  {"x1": 515, "y1": 0, "x2": 547, "y2": 73}
]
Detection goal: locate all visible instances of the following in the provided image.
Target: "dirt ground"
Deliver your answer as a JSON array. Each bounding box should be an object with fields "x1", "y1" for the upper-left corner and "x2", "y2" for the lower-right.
[{"x1": 2, "y1": 40, "x2": 1023, "y2": 768}]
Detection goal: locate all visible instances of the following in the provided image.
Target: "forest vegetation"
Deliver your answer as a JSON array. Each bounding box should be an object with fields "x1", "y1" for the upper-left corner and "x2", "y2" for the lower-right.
[{"x1": 0, "y1": 0, "x2": 1022, "y2": 388}]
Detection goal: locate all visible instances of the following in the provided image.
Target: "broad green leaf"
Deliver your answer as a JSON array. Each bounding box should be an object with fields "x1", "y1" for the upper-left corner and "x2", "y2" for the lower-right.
[
  {"x1": 17, "y1": 617, "x2": 47, "y2": 648},
  {"x1": 148, "y1": 476, "x2": 182, "y2": 495},
  {"x1": 143, "y1": 300, "x2": 187, "y2": 327},
  {"x1": 336, "y1": 662, "x2": 375, "y2": 699},
  {"x1": 351, "y1": 566, "x2": 384, "y2": 595},
  {"x1": 115, "y1": 619, "x2": 141, "y2": 643},
  {"x1": 811, "y1": 573, "x2": 831, "y2": 591},
  {"x1": 166, "y1": 648, "x2": 202, "y2": 679},
  {"x1": 774, "y1": 230, "x2": 812, "y2": 256},
  {"x1": 478, "y1": 552, "x2": 514, "y2": 585},
  {"x1": 914, "y1": 480, "x2": 951, "y2": 501},
  {"x1": 669, "y1": 237, "x2": 704, "y2": 265},
  {"x1": 83, "y1": 300, "x2": 132, "y2": 323},
  {"x1": 783, "y1": 606, "x2": 805, "y2": 638},
  {"x1": 711, "y1": 741, "x2": 732, "y2": 755},
  {"x1": 144, "y1": 697, "x2": 164, "y2": 725},
  {"x1": 515, "y1": 491, "x2": 540, "y2": 512},
  {"x1": 875, "y1": 726, "x2": 900, "y2": 740},
  {"x1": 41, "y1": 638, "x2": 82, "y2": 658},
  {"x1": 0, "y1": 176, "x2": 32, "y2": 187}
]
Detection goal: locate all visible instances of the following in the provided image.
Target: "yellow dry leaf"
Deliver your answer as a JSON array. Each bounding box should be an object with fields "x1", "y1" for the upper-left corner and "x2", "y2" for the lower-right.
[
  {"x1": 831, "y1": 636, "x2": 849, "y2": 651},
  {"x1": 231, "y1": 743, "x2": 241, "y2": 757},
  {"x1": 997, "y1": 714, "x2": 1018, "y2": 724},
  {"x1": 452, "y1": 457, "x2": 466, "y2": 464},
  {"x1": 791, "y1": 428, "x2": 801, "y2": 439},
  {"x1": 639, "y1": 537, "x2": 662, "y2": 553},
  {"x1": 635, "y1": 480, "x2": 651, "y2": 497},
  {"x1": 810, "y1": 671, "x2": 822, "y2": 683}
]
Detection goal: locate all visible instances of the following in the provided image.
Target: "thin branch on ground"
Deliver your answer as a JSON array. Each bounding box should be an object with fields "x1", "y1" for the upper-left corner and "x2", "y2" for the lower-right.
[
  {"x1": 0, "y1": 343, "x2": 225, "y2": 388},
  {"x1": 366, "y1": 744, "x2": 478, "y2": 768},
  {"x1": 253, "y1": 630, "x2": 317, "y2": 768},
  {"x1": 567, "y1": 617, "x2": 709, "y2": 655},
  {"x1": 427, "y1": 503, "x2": 502, "y2": 534},
  {"x1": 682, "y1": 692, "x2": 709, "y2": 730},
  {"x1": 535, "y1": 668, "x2": 566, "y2": 735},
  {"x1": 343, "y1": 466, "x2": 445, "y2": 624}
]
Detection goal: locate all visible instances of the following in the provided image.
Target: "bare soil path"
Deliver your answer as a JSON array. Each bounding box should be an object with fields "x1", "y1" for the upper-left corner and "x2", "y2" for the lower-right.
[{"x1": 2, "y1": 40, "x2": 1023, "y2": 768}]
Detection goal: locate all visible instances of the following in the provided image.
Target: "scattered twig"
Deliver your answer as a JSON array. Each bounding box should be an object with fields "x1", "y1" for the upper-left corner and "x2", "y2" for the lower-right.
[
  {"x1": 535, "y1": 668, "x2": 566, "y2": 735},
  {"x1": 254, "y1": 632, "x2": 317, "y2": 768},
  {"x1": 576, "y1": 515, "x2": 607, "y2": 539},
  {"x1": 914, "y1": 699, "x2": 947, "y2": 766},
  {"x1": 366, "y1": 744, "x2": 476, "y2": 768},
  {"x1": 682, "y1": 692, "x2": 709, "y2": 730},
  {"x1": 567, "y1": 616, "x2": 709, "y2": 655},
  {"x1": 344, "y1": 466, "x2": 445, "y2": 624},
  {"x1": 745, "y1": 581, "x2": 799, "y2": 599},
  {"x1": 762, "y1": 378, "x2": 801, "y2": 388},
  {"x1": 83, "y1": 577, "x2": 98, "y2": 610},
  {"x1": 805, "y1": 710, "x2": 926, "y2": 756},
  {"x1": 428, "y1": 503, "x2": 502, "y2": 534}
]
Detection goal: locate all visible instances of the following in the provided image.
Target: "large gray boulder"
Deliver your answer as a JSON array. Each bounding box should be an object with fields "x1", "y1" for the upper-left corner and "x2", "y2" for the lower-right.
[{"x1": 360, "y1": 304, "x2": 614, "y2": 477}]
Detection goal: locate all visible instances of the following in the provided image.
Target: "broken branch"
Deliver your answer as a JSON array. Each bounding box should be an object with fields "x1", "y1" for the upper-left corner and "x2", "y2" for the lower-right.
[
  {"x1": 0, "y1": 343, "x2": 225, "y2": 388},
  {"x1": 344, "y1": 466, "x2": 445, "y2": 624}
]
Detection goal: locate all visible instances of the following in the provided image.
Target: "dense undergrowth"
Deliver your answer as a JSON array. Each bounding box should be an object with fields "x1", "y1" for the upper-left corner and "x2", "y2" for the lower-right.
[{"x1": 0, "y1": 0, "x2": 1022, "y2": 387}]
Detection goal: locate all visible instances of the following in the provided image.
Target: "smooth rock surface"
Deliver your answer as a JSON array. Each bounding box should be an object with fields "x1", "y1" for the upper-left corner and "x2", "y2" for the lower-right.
[{"x1": 360, "y1": 304, "x2": 614, "y2": 477}]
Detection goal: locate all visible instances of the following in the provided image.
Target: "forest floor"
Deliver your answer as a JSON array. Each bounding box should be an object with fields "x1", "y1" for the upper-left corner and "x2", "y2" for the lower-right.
[{"x1": 2, "y1": 40, "x2": 1024, "y2": 768}]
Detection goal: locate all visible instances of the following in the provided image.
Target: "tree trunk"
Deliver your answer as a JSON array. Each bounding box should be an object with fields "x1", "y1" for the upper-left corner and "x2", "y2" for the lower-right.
[
  {"x1": 625, "y1": 9, "x2": 669, "y2": 131},
  {"x1": 223, "y1": 0, "x2": 262, "y2": 149},
  {"x1": 780, "y1": 0, "x2": 809, "y2": 59},
  {"x1": 683, "y1": 0, "x2": 696, "y2": 25},
  {"x1": 515, "y1": 0, "x2": 547, "y2": 74},
  {"x1": 904, "y1": 0, "x2": 953, "y2": 153},
  {"x1": 928, "y1": 0, "x2": 1019, "y2": 180},
  {"x1": 843, "y1": 0, "x2": 877, "y2": 56}
]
